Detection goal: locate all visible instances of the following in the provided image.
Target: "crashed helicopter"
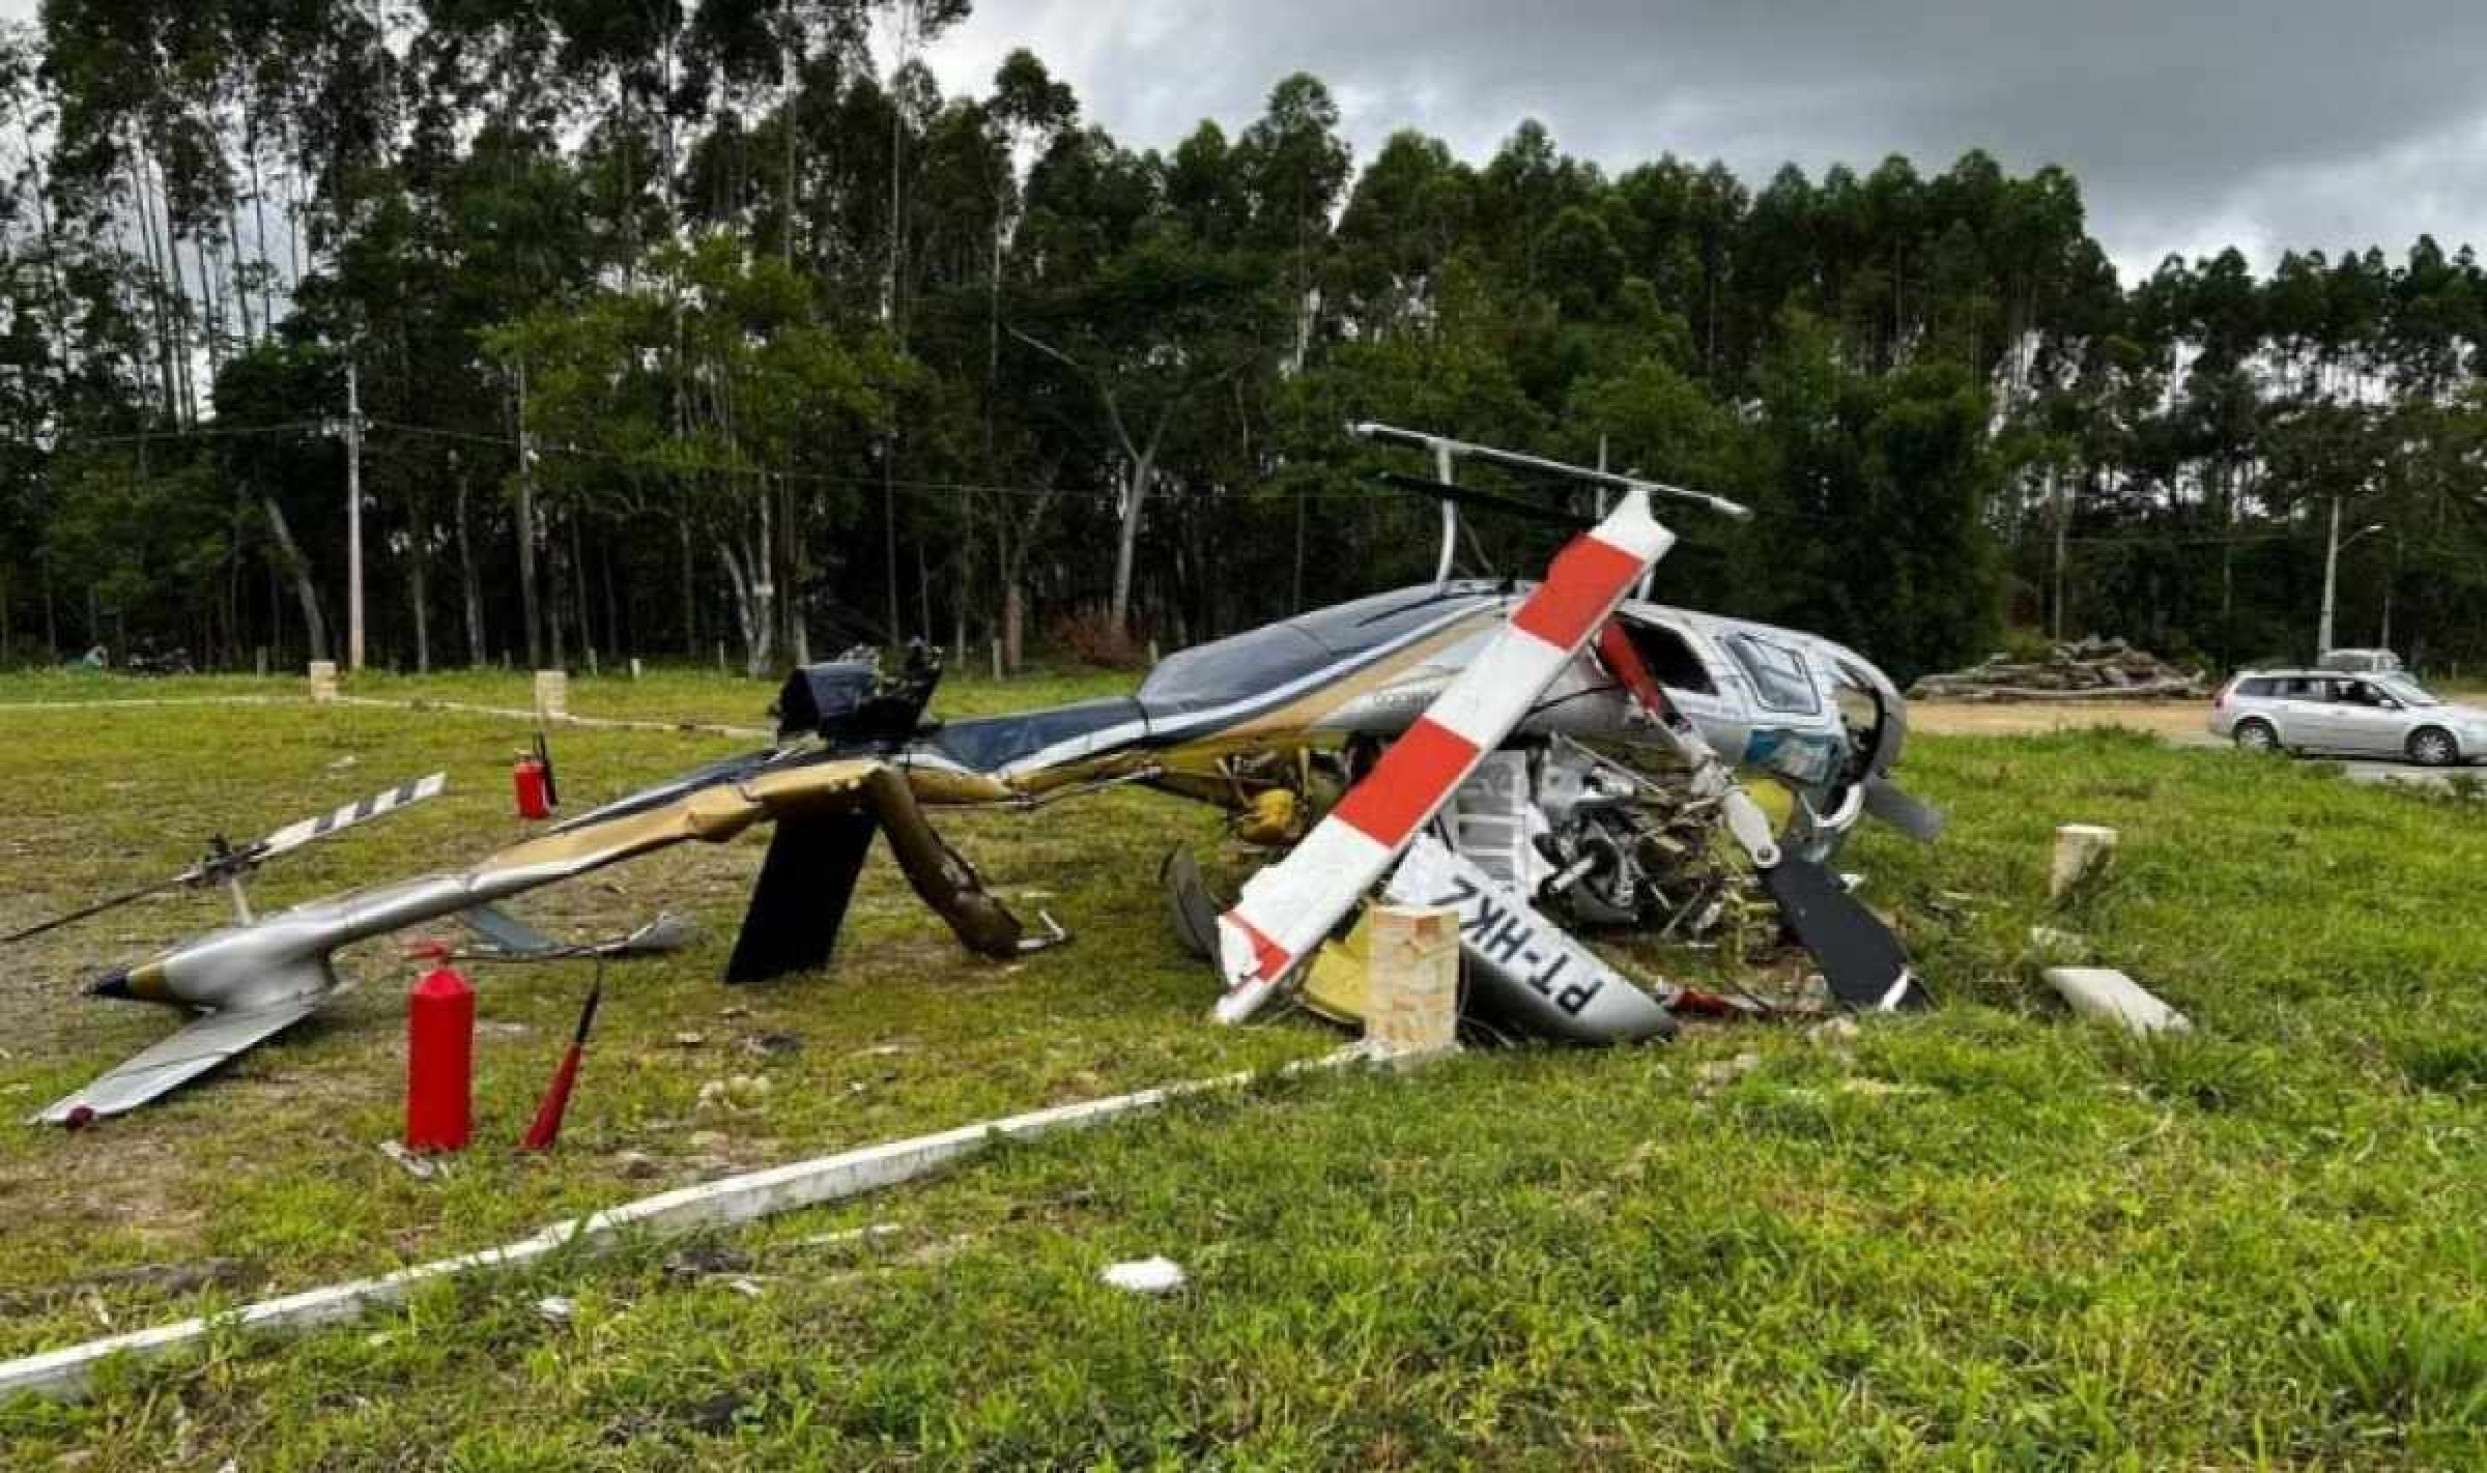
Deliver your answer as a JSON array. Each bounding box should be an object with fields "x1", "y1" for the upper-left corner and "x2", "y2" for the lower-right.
[{"x1": 17, "y1": 423, "x2": 1940, "y2": 1125}]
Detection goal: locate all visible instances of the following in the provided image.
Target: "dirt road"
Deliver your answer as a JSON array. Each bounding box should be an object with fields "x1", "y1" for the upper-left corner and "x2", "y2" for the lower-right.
[
  {"x1": 1908, "y1": 699, "x2": 2212, "y2": 740},
  {"x1": 1911, "y1": 698, "x2": 2476, "y2": 791}
]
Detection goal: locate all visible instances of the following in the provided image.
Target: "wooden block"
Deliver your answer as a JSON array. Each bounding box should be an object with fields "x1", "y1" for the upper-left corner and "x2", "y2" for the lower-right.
[
  {"x1": 2049, "y1": 824, "x2": 2117, "y2": 899},
  {"x1": 1365, "y1": 903, "x2": 1460, "y2": 1062},
  {"x1": 307, "y1": 660, "x2": 338, "y2": 703},
  {"x1": 533, "y1": 669, "x2": 569, "y2": 722}
]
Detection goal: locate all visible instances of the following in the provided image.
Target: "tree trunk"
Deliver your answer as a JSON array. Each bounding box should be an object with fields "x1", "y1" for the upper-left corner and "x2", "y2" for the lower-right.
[
  {"x1": 547, "y1": 509, "x2": 569, "y2": 670},
  {"x1": 718, "y1": 539, "x2": 775, "y2": 677},
  {"x1": 515, "y1": 366, "x2": 543, "y2": 667},
  {"x1": 1002, "y1": 576, "x2": 1025, "y2": 674},
  {"x1": 680, "y1": 506, "x2": 698, "y2": 659},
  {"x1": 455, "y1": 467, "x2": 485, "y2": 665},
  {"x1": 262, "y1": 496, "x2": 328, "y2": 662},
  {"x1": 570, "y1": 512, "x2": 594, "y2": 669},
  {"x1": 409, "y1": 552, "x2": 431, "y2": 673},
  {"x1": 1110, "y1": 450, "x2": 1156, "y2": 633}
]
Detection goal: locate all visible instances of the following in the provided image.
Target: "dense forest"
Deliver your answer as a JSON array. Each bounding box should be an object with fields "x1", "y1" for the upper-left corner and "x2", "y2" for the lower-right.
[{"x1": 1, "y1": 1, "x2": 2483, "y2": 684}]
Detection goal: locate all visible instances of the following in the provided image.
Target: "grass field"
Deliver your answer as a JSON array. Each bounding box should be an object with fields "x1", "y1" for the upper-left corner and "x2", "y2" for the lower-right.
[{"x1": 3, "y1": 670, "x2": 2486, "y2": 1468}]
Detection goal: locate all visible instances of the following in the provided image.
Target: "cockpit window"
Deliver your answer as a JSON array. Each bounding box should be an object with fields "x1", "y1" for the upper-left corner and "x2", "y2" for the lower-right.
[
  {"x1": 1727, "y1": 634, "x2": 1820, "y2": 715},
  {"x1": 1624, "y1": 620, "x2": 1717, "y2": 696}
]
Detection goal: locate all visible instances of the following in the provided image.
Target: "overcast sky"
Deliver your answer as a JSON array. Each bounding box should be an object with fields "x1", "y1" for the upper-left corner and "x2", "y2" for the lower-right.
[
  {"x1": 913, "y1": 0, "x2": 2487, "y2": 284},
  {"x1": 7, "y1": 0, "x2": 2478, "y2": 285}
]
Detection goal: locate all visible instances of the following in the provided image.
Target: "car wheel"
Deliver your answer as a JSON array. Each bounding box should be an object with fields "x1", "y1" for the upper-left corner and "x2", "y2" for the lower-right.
[
  {"x1": 2408, "y1": 727, "x2": 2460, "y2": 768},
  {"x1": 2233, "y1": 719, "x2": 2280, "y2": 754}
]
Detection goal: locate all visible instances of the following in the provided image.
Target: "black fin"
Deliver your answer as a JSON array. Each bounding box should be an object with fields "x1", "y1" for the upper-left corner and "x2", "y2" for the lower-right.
[
  {"x1": 725, "y1": 809, "x2": 878, "y2": 983},
  {"x1": 1158, "y1": 847, "x2": 1227, "y2": 962},
  {"x1": 1861, "y1": 777, "x2": 1947, "y2": 843},
  {"x1": 1761, "y1": 856, "x2": 1929, "y2": 1012}
]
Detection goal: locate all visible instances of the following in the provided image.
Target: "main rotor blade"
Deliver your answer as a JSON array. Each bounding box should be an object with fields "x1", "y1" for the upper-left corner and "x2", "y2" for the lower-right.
[
  {"x1": 257, "y1": 772, "x2": 447, "y2": 861},
  {"x1": 1370, "y1": 471, "x2": 1597, "y2": 529}
]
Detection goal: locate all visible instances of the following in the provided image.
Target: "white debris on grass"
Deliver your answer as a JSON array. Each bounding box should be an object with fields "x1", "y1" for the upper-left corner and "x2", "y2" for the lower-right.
[
  {"x1": 2043, "y1": 966, "x2": 2191, "y2": 1037},
  {"x1": 1100, "y1": 1257, "x2": 1186, "y2": 1296}
]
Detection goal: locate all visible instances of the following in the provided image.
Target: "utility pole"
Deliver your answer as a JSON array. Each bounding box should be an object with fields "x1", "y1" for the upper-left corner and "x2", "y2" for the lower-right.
[{"x1": 343, "y1": 360, "x2": 365, "y2": 671}]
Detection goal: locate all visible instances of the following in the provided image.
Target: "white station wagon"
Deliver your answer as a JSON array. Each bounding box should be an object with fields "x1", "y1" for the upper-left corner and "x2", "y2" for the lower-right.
[{"x1": 2210, "y1": 669, "x2": 2487, "y2": 767}]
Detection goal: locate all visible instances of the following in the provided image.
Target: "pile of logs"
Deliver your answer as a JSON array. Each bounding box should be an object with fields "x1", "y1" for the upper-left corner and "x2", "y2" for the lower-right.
[{"x1": 1908, "y1": 637, "x2": 2209, "y2": 702}]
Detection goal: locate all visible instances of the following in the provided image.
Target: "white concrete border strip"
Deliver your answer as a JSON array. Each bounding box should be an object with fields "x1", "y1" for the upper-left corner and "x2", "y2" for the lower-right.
[
  {"x1": 0, "y1": 1047, "x2": 1366, "y2": 1403},
  {"x1": 329, "y1": 694, "x2": 773, "y2": 739}
]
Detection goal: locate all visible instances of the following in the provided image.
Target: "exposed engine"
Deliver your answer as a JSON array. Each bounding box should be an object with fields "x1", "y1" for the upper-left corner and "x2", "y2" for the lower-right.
[{"x1": 1441, "y1": 737, "x2": 1742, "y2": 943}]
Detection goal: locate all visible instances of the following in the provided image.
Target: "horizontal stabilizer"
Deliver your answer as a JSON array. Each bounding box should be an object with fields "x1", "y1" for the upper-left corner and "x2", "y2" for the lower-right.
[
  {"x1": 459, "y1": 904, "x2": 565, "y2": 957},
  {"x1": 35, "y1": 995, "x2": 326, "y2": 1125}
]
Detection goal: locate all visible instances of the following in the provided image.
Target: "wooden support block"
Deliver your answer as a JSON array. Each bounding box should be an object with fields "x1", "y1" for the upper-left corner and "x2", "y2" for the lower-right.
[
  {"x1": 532, "y1": 669, "x2": 568, "y2": 722},
  {"x1": 307, "y1": 660, "x2": 338, "y2": 703},
  {"x1": 1365, "y1": 903, "x2": 1460, "y2": 1064},
  {"x1": 2049, "y1": 823, "x2": 2117, "y2": 899}
]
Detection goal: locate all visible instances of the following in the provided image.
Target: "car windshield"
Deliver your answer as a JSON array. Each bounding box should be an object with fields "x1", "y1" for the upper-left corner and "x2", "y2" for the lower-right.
[{"x1": 2377, "y1": 675, "x2": 2441, "y2": 707}]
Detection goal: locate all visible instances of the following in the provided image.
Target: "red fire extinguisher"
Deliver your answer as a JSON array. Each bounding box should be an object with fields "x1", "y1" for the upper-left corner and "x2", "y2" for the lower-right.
[
  {"x1": 512, "y1": 731, "x2": 558, "y2": 821},
  {"x1": 404, "y1": 941, "x2": 474, "y2": 1153}
]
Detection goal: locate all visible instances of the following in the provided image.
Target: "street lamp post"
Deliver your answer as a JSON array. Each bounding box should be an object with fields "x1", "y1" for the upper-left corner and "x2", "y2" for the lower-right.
[{"x1": 2315, "y1": 494, "x2": 2385, "y2": 659}]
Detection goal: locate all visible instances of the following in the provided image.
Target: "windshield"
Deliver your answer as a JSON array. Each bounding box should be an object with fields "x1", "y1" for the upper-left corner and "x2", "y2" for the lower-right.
[
  {"x1": 1727, "y1": 634, "x2": 1821, "y2": 715},
  {"x1": 2378, "y1": 675, "x2": 2441, "y2": 707}
]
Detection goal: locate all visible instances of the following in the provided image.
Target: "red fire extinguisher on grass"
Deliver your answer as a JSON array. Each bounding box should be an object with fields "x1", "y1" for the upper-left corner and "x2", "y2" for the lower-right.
[
  {"x1": 405, "y1": 941, "x2": 474, "y2": 1153},
  {"x1": 512, "y1": 731, "x2": 559, "y2": 821}
]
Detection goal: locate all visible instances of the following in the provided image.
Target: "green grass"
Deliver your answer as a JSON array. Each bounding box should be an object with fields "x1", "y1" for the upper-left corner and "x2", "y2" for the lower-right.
[{"x1": 3, "y1": 679, "x2": 2486, "y2": 1467}]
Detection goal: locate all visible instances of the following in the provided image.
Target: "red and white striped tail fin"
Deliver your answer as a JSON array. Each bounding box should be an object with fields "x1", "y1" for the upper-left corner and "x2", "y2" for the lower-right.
[{"x1": 1212, "y1": 492, "x2": 1675, "y2": 1024}]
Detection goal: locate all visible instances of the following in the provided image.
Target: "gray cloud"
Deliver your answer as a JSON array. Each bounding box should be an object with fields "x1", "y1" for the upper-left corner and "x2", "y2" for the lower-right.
[{"x1": 920, "y1": 0, "x2": 2487, "y2": 280}]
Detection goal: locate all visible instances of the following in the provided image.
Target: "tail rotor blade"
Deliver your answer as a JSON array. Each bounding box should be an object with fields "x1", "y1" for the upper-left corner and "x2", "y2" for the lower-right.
[
  {"x1": 0, "y1": 874, "x2": 192, "y2": 948},
  {"x1": 257, "y1": 772, "x2": 447, "y2": 861}
]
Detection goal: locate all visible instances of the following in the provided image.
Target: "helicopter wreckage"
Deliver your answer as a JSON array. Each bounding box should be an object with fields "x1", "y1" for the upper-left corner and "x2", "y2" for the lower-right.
[{"x1": 16, "y1": 424, "x2": 1943, "y2": 1125}]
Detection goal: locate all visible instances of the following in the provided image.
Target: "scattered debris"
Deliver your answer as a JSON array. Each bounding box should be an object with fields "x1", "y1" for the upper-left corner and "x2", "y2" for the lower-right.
[
  {"x1": 665, "y1": 1243, "x2": 755, "y2": 1280},
  {"x1": 377, "y1": 1140, "x2": 439, "y2": 1181},
  {"x1": 1694, "y1": 1052, "x2": 1764, "y2": 1095},
  {"x1": 0, "y1": 1259, "x2": 255, "y2": 1316},
  {"x1": 724, "y1": 1277, "x2": 766, "y2": 1300},
  {"x1": 1100, "y1": 1256, "x2": 1187, "y2": 1295},
  {"x1": 2044, "y1": 966, "x2": 2191, "y2": 1037},
  {"x1": 532, "y1": 1296, "x2": 574, "y2": 1325},
  {"x1": 1909, "y1": 637, "x2": 2208, "y2": 702},
  {"x1": 740, "y1": 1031, "x2": 803, "y2": 1059},
  {"x1": 613, "y1": 1151, "x2": 662, "y2": 1181},
  {"x1": 696, "y1": 1075, "x2": 773, "y2": 1113},
  {"x1": 791, "y1": 1224, "x2": 905, "y2": 1252},
  {"x1": 671, "y1": 1032, "x2": 708, "y2": 1048},
  {"x1": 2029, "y1": 926, "x2": 2091, "y2": 962}
]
